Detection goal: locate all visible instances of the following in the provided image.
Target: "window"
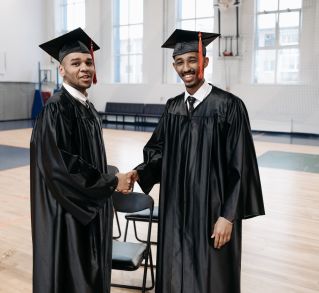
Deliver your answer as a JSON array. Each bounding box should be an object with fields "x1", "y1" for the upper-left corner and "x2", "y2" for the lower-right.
[
  {"x1": 60, "y1": 0, "x2": 86, "y2": 32},
  {"x1": 113, "y1": 0, "x2": 143, "y2": 83},
  {"x1": 254, "y1": 0, "x2": 302, "y2": 84},
  {"x1": 175, "y1": 0, "x2": 215, "y2": 81}
]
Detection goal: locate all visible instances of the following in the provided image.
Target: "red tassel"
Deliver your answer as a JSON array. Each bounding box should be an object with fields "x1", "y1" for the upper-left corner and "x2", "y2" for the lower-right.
[
  {"x1": 90, "y1": 40, "x2": 97, "y2": 84},
  {"x1": 198, "y1": 32, "x2": 204, "y2": 80}
]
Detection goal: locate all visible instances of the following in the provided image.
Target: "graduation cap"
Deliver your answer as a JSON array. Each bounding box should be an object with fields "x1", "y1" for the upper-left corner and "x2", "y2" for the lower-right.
[
  {"x1": 162, "y1": 29, "x2": 220, "y2": 79},
  {"x1": 39, "y1": 27, "x2": 99, "y2": 84}
]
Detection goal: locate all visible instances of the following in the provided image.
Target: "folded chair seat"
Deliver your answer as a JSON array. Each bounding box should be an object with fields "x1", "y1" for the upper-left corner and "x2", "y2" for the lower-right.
[{"x1": 112, "y1": 240, "x2": 147, "y2": 270}]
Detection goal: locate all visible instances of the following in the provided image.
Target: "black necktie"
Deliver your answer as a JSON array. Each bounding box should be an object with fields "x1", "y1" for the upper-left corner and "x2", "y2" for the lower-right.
[{"x1": 187, "y1": 96, "x2": 196, "y2": 115}]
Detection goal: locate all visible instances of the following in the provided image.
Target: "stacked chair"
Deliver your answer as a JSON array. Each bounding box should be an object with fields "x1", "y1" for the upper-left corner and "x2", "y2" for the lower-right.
[{"x1": 111, "y1": 191, "x2": 155, "y2": 292}]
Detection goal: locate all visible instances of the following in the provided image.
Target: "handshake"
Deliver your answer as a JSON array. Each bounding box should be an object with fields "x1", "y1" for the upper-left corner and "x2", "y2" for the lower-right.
[{"x1": 115, "y1": 170, "x2": 139, "y2": 194}]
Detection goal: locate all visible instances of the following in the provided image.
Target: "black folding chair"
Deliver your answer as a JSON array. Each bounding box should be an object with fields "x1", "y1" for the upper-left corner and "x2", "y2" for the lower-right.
[
  {"x1": 107, "y1": 165, "x2": 121, "y2": 240},
  {"x1": 111, "y1": 191, "x2": 155, "y2": 292}
]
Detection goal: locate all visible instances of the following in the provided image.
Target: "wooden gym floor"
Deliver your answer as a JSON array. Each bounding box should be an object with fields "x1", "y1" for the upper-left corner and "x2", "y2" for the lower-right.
[{"x1": 0, "y1": 123, "x2": 318, "y2": 292}]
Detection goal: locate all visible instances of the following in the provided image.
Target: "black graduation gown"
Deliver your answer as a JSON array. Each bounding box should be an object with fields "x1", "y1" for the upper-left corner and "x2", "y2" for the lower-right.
[
  {"x1": 30, "y1": 87, "x2": 118, "y2": 293},
  {"x1": 136, "y1": 86, "x2": 265, "y2": 293}
]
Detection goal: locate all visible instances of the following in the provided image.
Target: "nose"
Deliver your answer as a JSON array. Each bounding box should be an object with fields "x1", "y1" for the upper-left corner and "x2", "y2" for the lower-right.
[
  {"x1": 182, "y1": 61, "x2": 191, "y2": 73},
  {"x1": 80, "y1": 62, "x2": 89, "y2": 71}
]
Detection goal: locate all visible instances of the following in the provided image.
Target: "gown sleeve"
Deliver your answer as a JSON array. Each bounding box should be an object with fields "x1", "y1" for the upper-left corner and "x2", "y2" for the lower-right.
[
  {"x1": 33, "y1": 103, "x2": 118, "y2": 225},
  {"x1": 135, "y1": 111, "x2": 166, "y2": 194},
  {"x1": 221, "y1": 97, "x2": 265, "y2": 221}
]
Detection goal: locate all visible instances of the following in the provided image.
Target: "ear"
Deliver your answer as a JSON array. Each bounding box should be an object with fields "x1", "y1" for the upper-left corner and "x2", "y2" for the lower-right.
[
  {"x1": 203, "y1": 57, "x2": 209, "y2": 68},
  {"x1": 59, "y1": 64, "x2": 65, "y2": 77}
]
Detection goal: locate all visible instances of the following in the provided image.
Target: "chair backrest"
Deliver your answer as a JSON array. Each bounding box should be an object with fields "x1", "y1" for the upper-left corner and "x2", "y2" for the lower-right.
[
  {"x1": 107, "y1": 165, "x2": 119, "y2": 175},
  {"x1": 112, "y1": 191, "x2": 154, "y2": 214},
  {"x1": 143, "y1": 104, "x2": 166, "y2": 116},
  {"x1": 105, "y1": 102, "x2": 144, "y2": 114}
]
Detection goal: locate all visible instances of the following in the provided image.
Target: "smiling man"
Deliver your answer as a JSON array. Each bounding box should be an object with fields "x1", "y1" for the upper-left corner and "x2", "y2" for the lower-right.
[
  {"x1": 30, "y1": 28, "x2": 132, "y2": 293},
  {"x1": 131, "y1": 29, "x2": 265, "y2": 293}
]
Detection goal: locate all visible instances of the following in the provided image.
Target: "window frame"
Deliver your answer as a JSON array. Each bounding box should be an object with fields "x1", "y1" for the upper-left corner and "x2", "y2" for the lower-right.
[
  {"x1": 60, "y1": 0, "x2": 86, "y2": 33},
  {"x1": 112, "y1": 0, "x2": 144, "y2": 83},
  {"x1": 254, "y1": 0, "x2": 302, "y2": 84}
]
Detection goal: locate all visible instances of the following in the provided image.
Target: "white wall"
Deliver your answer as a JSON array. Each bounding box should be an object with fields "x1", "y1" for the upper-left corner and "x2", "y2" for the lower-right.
[
  {"x1": 0, "y1": 0, "x2": 47, "y2": 82},
  {"x1": 0, "y1": 0, "x2": 48, "y2": 120}
]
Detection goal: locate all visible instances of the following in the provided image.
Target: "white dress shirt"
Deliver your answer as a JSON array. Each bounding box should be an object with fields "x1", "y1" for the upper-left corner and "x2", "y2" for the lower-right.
[
  {"x1": 184, "y1": 80, "x2": 212, "y2": 110},
  {"x1": 63, "y1": 82, "x2": 89, "y2": 107}
]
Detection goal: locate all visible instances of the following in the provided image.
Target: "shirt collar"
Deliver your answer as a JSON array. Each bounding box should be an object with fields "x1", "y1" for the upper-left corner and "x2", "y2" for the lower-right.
[
  {"x1": 184, "y1": 80, "x2": 212, "y2": 103},
  {"x1": 63, "y1": 82, "x2": 88, "y2": 106}
]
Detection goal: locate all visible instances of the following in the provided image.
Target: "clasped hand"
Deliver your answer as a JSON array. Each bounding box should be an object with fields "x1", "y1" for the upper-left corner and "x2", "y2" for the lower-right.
[{"x1": 115, "y1": 170, "x2": 139, "y2": 194}]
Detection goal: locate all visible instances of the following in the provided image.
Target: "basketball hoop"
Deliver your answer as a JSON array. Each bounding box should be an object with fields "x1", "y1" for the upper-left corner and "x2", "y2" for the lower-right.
[{"x1": 215, "y1": 0, "x2": 240, "y2": 11}]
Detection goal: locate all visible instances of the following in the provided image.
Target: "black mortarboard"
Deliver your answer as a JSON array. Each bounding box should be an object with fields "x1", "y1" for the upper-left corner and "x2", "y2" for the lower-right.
[
  {"x1": 39, "y1": 27, "x2": 100, "y2": 63},
  {"x1": 161, "y1": 29, "x2": 219, "y2": 57}
]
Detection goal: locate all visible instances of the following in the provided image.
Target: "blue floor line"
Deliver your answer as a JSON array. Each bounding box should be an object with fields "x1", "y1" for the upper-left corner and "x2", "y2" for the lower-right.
[
  {"x1": 258, "y1": 151, "x2": 319, "y2": 173},
  {"x1": 0, "y1": 145, "x2": 30, "y2": 170}
]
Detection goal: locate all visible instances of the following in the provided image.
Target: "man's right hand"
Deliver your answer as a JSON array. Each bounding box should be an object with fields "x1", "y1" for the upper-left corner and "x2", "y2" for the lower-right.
[
  {"x1": 211, "y1": 217, "x2": 233, "y2": 249},
  {"x1": 115, "y1": 171, "x2": 137, "y2": 194}
]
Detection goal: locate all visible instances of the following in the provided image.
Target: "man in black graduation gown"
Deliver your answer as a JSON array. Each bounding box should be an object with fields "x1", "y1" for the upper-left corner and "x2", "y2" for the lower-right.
[
  {"x1": 30, "y1": 28, "x2": 132, "y2": 293},
  {"x1": 131, "y1": 29, "x2": 265, "y2": 293}
]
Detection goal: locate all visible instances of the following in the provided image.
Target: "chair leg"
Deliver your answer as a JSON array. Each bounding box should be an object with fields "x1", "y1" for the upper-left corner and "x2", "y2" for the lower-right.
[
  {"x1": 142, "y1": 248, "x2": 150, "y2": 293},
  {"x1": 133, "y1": 220, "x2": 141, "y2": 241},
  {"x1": 141, "y1": 246, "x2": 157, "y2": 269},
  {"x1": 113, "y1": 210, "x2": 121, "y2": 240},
  {"x1": 149, "y1": 248, "x2": 155, "y2": 288},
  {"x1": 133, "y1": 220, "x2": 158, "y2": 245},
  {"x1": 124, "y1": 219, "x2": 130, "y2": 241}
]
